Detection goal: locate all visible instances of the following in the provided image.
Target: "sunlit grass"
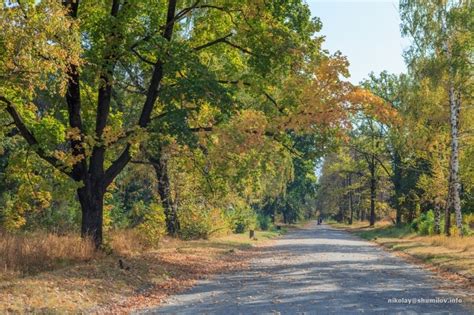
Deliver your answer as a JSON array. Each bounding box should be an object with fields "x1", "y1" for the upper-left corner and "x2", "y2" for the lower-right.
[
  {"x1": 329, "y1": 221, "x2": 474, "y2": 279},
  {"x1": 0, "y1": 228, "x2": 284, "y2": 314},
  {"x1": 0, "y1": 231, "x2": 96, "y2": 275}
]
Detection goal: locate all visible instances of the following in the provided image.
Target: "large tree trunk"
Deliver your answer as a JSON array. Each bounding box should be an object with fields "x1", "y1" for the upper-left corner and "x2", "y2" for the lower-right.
[
  {"x1": 448, "y1": 86, "x2": 463, "y2": 236},
  {"x1": 2, "y1": 0, "x2": 179, "y2": 250},
  {"x1": 150, "y1": 152, "x2": 180, "y2": 235},
  {"x1": 369, "y1": 154, "x2": 376, "y2": 226},
  {"x1": 77, "y1": 180, "x2": 104, "y2": 248}
]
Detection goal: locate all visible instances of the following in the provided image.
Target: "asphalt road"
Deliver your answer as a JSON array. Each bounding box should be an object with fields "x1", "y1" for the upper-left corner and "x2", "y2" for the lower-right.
[{"x1": 138, "y1": 222, "x2": 471, "y2": 314}]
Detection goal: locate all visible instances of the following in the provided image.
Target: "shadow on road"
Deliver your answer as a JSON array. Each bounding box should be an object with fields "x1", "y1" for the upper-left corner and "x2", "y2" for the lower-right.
[{"x1": 139, "y1": 222, "x2": 469, "y2": 315}]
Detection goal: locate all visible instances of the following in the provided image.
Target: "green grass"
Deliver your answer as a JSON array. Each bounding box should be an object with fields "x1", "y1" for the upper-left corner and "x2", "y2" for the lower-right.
[{"x1": 354, "y1": 224, "x2": 414, "y2": 240}]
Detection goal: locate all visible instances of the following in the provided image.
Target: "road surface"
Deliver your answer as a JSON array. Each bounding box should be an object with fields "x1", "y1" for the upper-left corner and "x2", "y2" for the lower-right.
[{"x1": 138, "y1": 222, "x2": 470, "y2": 314}]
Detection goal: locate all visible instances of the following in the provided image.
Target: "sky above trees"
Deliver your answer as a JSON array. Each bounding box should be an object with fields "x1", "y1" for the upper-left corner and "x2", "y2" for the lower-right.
[{"x1": 308, "y1": 0, "x2": 410, "y2": 84}]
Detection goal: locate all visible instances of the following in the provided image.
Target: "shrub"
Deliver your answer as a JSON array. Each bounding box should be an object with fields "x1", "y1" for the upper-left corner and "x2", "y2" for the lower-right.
[
  {"x1": 257, "y1": 214, "x2": 272, "y2": 231},
  {"x1": 411, "y1": 210, "x2": 435, "y2": 235},
  {"x1": 228, "y1": 206, "x2": 256, "y2": 233},
  {"x1": 136, "y1": 203, "x2": 166, "y2": 247},
  {"x1": 449, "y1": 222, "x2": 473, "y2": 237},
  {"x1": 179, "y1": 205, "x2": 229, "y2": 240},
  {"x1": 411, "y1": 211, "x2": 473, "y2": 236},
  {"x1": 464, "y1": 214, "x2": 474, "y2": 235}
]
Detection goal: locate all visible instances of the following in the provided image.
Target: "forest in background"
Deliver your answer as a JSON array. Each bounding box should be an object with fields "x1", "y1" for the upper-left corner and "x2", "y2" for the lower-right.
[
  {"x1": 0, "y1": 0, "x2": 472, "y2": 262},
  {"x1": 318, "y1": 1, "x2": 473, "y2": 237},
  {"x1": 0, "y1": 0, "x2": 393, "y2": 252}
]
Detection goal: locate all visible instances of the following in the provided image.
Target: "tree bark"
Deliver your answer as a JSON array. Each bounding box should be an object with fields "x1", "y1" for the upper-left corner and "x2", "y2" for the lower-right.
[
  {"x1": 338, "y1": 205, "x2": 344, "y2": 223},
  {"x1": 77, "y1": 180, "x2": 104, "y2": 248},
  {"x1": 444, "y1": 173, "x2": 452, "y2": 236},
  {"x1": 392, "y1": 152, "x2": 403, "y2": 225},
  {"x1": 150, "y1": 151, "x2": 180, "y2": 235},
  {"x1": 3, "y1": 0, "x2": 180, "y2": 249},
  {"x1": 348, "y1": 174, "x2": 354, "y2": 225},
  {"x1": 448, "y1": 86, "x2": 463, "y2": 236},
  {"x1": 434, "y1": 203, "x2": 441, "y2": 234},
  {"x1": 369, "y1": 154, "x2": 376, "y2": 226}
]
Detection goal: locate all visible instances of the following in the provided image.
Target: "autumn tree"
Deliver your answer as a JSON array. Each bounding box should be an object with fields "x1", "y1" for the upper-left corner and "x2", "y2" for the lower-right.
[
  {"x1": 400, "y1": 0, "x2": 473, "y2": 235},
  {"x1": 0, "y1": 0, "x2": 322, "y2": 246}
]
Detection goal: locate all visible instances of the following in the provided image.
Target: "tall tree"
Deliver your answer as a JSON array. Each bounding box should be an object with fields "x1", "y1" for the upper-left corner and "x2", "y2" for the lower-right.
[
  {"x1": 0, "y1": 0, "x2": 321, "y2": 246},
  {"x1": 400, "y1": 0, "x2": 472, "y2": 236}
]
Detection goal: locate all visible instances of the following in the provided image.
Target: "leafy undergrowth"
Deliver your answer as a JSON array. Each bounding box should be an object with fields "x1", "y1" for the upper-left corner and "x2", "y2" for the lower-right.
[
  {"x1": 329, "y1": 221, "x2": 474, "y2": 282},
  {"x1": 0, "y1": 229, "x2": 282, "y2": 314}
]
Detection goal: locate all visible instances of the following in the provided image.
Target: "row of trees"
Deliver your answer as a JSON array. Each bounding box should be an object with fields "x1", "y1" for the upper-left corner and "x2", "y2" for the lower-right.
[
  {"x1": 0, "y1": 1, "x2": 391, "y2": 247},
  {"x1": 317, "y1": 0, "x2": 473, "y2": 236}
]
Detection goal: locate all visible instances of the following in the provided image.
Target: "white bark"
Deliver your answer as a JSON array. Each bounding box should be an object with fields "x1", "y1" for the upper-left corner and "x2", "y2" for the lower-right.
[
  {"x1": 448, "y1": 85, "x2": 463, "y2": 236},
  {"x1": 434, "y1": 203, "x2": 441, "y2": 234}
]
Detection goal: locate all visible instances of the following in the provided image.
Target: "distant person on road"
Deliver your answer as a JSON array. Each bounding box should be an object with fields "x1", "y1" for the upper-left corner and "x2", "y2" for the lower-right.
[{"x1": 317, "y1": 217, "x2": 322, "y2": 225}]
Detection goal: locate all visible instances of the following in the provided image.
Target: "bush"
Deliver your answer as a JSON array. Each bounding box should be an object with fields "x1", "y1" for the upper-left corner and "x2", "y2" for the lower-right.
[
  {"x1": 411, "y1": 211, "x2": 473, "y2": 236},
  {"x1": 136, "y1": 203, "x2": 166, "y2": 247},
  {"x1": 449, "y1": 222, "x2": 473, "y2": 236},
  {"x1": 411, "y1": 210, "x2": 435, "y2": 235},
  {"x1": 179, "y1": 206, "x2": 229, "y2": 240},
  {"x1": 464, "y1": 214, "x2": 474, "y2": 235},
  {"x1": 228, "y1": 206, "x2": 256, "y2": 233},
  {"x1": 257, "y1": 214, "x2": 272, "y2": 231}
]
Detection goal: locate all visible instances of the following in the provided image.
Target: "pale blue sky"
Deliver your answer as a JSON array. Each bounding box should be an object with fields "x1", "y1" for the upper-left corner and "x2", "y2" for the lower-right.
[{"x1": 307, "y1": 0, "x2": 410, "y2": 84}]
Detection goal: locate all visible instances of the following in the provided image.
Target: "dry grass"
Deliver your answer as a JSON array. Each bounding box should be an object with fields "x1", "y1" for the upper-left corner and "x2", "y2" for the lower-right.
[
  {"x1": 0, "y1": 231, "x2": 96, "y2": 275},
  {"x1": 329, "y1": 221, "x2": 474, "y2": 281},
  {"x1": 423, "y1": 235, "x2": 474, "y2": 252},
  {"x1": 388, "y1": 235, "x2": 474, "y2": 280},
  {"x1": 0, "y1": 229, "x2": 281, "y2": 314},
  {"x1": 108, "y1": 229, "x2": 152, "y2": 256}
]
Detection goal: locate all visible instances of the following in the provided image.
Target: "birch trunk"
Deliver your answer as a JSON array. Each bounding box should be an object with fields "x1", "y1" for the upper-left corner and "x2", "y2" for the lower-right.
[{"x1": 448, "y1": 85, "x2": 463, "y2": 236}]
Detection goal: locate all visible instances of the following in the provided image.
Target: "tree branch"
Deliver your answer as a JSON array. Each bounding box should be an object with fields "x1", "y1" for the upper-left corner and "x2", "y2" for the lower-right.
[
  {"x1": 217, "y1": 80, "x2": 285, "y2": 113},
  {"x1": 61, "y1": 0, "x2": 87, "y2": 181},
  {"x1": 104, "y1": 0, "x2": 178, "y2": 187},
  {"x1": 193, "y1": 33, "x2": 233, "y2": 51},
  {"x1": 189, "y1": 126, "x2": 213, "y2": 132},
  {"x1": 131, "y1": 47, "x2": 156, "y2": 65},
  {"x1": 90, "y1": 0, "x2": 124, "y2": 179},
  {"x1": 0, "y1": 96, "x2": 73, "y2": 179},
  {"x1": 103, "y1": 144, "x2": 131, "y2": 188},
  {"x1": 220, "y1": 40, "x2": 254, "y2": 55},
  {"x1": 349, "y1": 144, "x2": 392, "y2": 177}
]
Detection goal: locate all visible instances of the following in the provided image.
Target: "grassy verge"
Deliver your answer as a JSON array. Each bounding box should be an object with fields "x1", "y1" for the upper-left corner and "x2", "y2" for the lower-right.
[
  {"x1": 0, "y1": 228, "x2": 283, "y2": 314},
  {"x1": 328, "y1": 220, "x2": 474, "y2": 282}
]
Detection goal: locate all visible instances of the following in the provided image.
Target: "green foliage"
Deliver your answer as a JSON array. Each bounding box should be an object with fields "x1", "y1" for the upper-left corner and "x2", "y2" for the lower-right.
[
  {"x1": 410, "y1": 211, "x2": 473, "y2": 236},
  {"x1": 411, "y1": 210, "x2": 436, "y2": 236},
  {"x1": 7, "y1": 0, "x2": 468, "y2": 249},
  {"x1": 455, "y1": 214, "x2": 474, "y2": 236},
  {"x1": 136, "y1": 203, "x2": 166, "y2": 247},
  {"x1": 355, "y1": 224, "x2": 413, "y2": 240},
  {"x1": 0, "y1": 193, "x2": 26, "y2": 231},
  {"x1": 227, "y1": 206, "x2": 257, "y2": 234},
  {"x1": 178, "y1": 206, "x2": 229, "y2": 240},
  {"x1": 257, "y1": 214, "x2": 272, "y2": 231}
]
